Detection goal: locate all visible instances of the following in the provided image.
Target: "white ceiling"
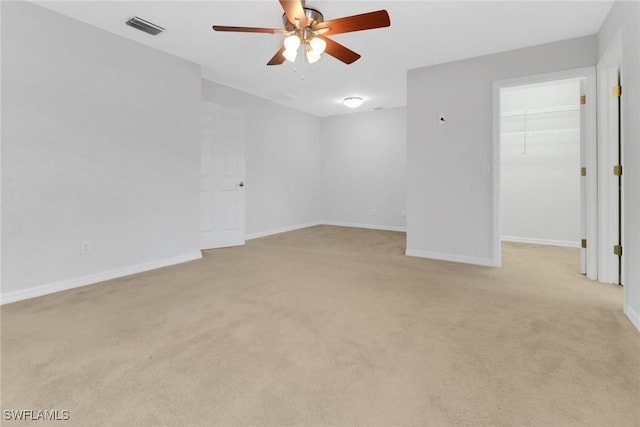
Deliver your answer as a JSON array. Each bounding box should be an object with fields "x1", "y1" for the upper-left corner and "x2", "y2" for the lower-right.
[{"x1": 32, "y1": 1, "x2": 613, "y2": 116}]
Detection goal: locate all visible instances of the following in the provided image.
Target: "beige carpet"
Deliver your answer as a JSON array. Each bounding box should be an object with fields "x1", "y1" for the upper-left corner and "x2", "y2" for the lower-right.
[{"x1": 1, "y1": 225, "x2": 639, "y2": 426}]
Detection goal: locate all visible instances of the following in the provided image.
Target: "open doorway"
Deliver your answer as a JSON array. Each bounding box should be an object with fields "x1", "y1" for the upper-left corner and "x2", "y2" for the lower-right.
[
  {"x1": 492, "y1": 67, "x2": 598, "y2": 278},
  {"x1": 500, "y1": 79, "x2": 582, "y2": 252}
]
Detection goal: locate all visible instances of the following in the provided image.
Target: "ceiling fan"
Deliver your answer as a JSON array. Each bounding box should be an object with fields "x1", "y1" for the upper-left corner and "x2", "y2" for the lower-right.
[{"x1": 212, "y1": 0, "x2": 390, "y2": 66}]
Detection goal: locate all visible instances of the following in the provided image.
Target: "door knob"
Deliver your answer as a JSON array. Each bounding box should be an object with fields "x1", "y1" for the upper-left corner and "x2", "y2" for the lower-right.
[{"x1": 238, "y1": 181, "x2": 244, "y2": 187}]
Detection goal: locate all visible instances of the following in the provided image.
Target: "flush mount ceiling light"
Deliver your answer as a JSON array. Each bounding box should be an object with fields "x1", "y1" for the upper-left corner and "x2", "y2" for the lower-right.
[{"x1": 343, "y1": 97, "x2": 364, "y2": 108}]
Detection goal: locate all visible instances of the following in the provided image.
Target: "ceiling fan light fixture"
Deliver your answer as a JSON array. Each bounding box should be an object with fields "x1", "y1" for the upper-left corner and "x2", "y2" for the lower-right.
[
  {"x1": 343, "y1": 97, "x2": 364, "y2": 108},
  {"x1": 283, "y1": 48, "x2": 298, "y2": 62},
  {"x1": 309, "y1": 37, "x2": 326, "y2": 54},
  {"x1": 284, "y1": 34, "x2": 301, "y2": 51},
  {"x1": 306, "y1": 49, "x2": 321, "y2": 64},
  {"x1": 212, "y1": 1, "x2": 391, "y2": 66}
]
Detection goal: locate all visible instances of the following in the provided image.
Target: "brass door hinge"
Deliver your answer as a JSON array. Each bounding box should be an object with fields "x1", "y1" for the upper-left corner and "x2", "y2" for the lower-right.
[
  {"x1": 581, "y1": 239, "x2": 587, "y2": 249},
  {"x1": 613, "y1": 85, "x2": 622, "y2": 97},
  {"x1": 613, "y1": 165, "x2": 623, "y2": 176},
  {"x1": 580, "y1": 95, "x2": 586, "y2": 105},
  {"x1": 581, "y1": 167, "x2": 587, "y2": 176},
  {"x1": 614, "y1": 245, "x2": 623, "y2": 256}
]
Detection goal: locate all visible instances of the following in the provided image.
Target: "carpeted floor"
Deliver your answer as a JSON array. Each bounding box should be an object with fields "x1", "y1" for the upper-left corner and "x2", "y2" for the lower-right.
[{"x1": 1, "y1": 225, "x2": 639, "y2": 426}]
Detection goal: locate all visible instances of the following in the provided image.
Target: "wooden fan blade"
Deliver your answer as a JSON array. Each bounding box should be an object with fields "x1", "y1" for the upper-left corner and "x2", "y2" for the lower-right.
[
  {"x1": 314, "y1": 10, "x2": 390, "y2": 35},
  {"x1": 267, "y1": 46, "x2": 287, "y2": 66},
  {"x1": 212, "y1": 25, "x2": 287, "y2": 34},
  {"x1": 318, "y1": 35, "x2": 361, "y2": 64},
  {"x1": 279, "y1": 0, "x2": 307, "y2": 27}
]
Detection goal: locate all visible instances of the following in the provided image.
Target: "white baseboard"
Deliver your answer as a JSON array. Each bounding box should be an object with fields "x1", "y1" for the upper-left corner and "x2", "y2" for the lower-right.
[
  {"x1": 405, "y1": 249, "x2": 497, "y2": 267},
  {"x1": 0, "y1": 251, "x2": 203, "y2": 305},
  {"x1": 624, "y1": 304, "x2": 640, "y2": 334},
  {"x1": 322, "y1": 221, "x2": 406, "y2": 233},
  {"x1": 501, "y1": 236, "x2": 580, "y2": 248},
  {"x1": 246, "y1": 221, "x2": 322, "y2": 240},
  {"x1": 2, "y1": 222, "x2": 405, "y2": 304}
]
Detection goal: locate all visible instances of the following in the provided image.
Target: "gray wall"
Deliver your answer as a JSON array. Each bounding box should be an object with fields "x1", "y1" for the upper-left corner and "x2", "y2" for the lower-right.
[
  {"x1": 598, "y1": 0, "x2": 640, "y2": 328},
  {"x1": 2, "y1": 1, "x2": 202, "y2": 296},
  {"x1": 320, "y1": 108, "x2": 407, "y2": 230},
  {"x1": 201, "y1": 80, "x2": 322, "y2": 237},
  {"x1": 406, "y1": 36, "x2": 597, "y2": 265}
]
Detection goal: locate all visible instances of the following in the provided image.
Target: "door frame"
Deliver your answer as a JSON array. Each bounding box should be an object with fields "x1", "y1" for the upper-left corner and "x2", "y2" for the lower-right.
[{"x1": 492, "y1": 67, "x2": 598, "y2": 278}]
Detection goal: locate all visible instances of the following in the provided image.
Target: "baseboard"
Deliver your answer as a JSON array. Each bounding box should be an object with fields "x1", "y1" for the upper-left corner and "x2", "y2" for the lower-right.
[
  {"x1": 405, "y1": 249, "x2": 497, "y2": 267},
  {"x1": 624, "y1": 304, "x2": 640, "y2": 333},
  {"x1": 322, "y1": 221, "x2": 406, "y2": 233},
  {"x1": 501, "y1": 236, "x2": 580, "y2": 248},
  {"x1": 0, "y1": 251, "x2": 203, "y2": 305},
  {"x1": 245, "y1": 221, "x2": 322, "y2": 240},
  {"x1": 1, "y1": 221, "x2": 403, "y2": 303}
]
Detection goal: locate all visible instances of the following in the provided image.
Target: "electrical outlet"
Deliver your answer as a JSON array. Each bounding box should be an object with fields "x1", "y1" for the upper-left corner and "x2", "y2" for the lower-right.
[
  {"x1": 401, "y1": 210, "x2": 407, "y2": 217},
  {"x1": 371, "y1": 208, "x2": 377, "y2": 217},
  {"x1": 81, "y1": 241, "x2": 90, "y2": 254}
]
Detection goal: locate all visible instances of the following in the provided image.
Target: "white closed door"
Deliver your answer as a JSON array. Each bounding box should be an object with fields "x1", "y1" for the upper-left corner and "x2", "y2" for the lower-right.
[
  {"x1": 579, "y1": 79, "x2": 587, "y2": 275},
  {"x1": 596, "y1": 67, "x2": 622, "y2": 284},
  {"x1": 200, "y1": 102, "x2": 246, "y2": 249},
  {"x1": 577, "y1": 71, "x2": 598, "y2": 281}
]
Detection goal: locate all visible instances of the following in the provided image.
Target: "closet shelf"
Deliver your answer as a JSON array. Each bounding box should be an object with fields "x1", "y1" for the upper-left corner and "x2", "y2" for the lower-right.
[
  {"x1": 501, "y1": 104, "x2": 579, "y2": 118},
  {"x1": 501, "y1": 128, "x2": 580, "y2": 137}
]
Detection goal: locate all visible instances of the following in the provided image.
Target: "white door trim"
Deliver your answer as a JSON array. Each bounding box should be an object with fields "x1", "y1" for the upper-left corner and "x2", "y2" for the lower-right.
[{"x1": 492, "y1": 67, "x2": 598, "y2": 276}]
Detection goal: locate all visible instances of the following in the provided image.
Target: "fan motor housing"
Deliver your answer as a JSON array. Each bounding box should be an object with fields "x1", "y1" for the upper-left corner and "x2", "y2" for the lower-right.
[{"x1": 283, "y1": 7, "x2": 324, "y2": 30}]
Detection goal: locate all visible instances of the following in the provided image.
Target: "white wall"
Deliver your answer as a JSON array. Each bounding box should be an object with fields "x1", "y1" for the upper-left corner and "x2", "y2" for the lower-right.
[
  {"x1": 500, "y1": 80, "x2": 581, "y2": 246},
  {"x1": 320, "y1": 108, "x2": 406, "y2": 231},
  {"x1": 598, "y1": 0, "x2": 640, "y2": 331},
  {"x1": 406, "y1": 36, "x2": 597, "y2": 266},
  {"x1": 201, "y1": 80, "x2": 322, "y2": 238},
  {"x1": 1, "y1": 1, "x2": 202, "y2": 301}
]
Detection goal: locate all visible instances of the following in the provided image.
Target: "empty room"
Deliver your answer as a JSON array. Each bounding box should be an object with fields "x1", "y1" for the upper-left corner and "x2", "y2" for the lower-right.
[{"x1": 1, "y1": 1, "x2": 639, "y2": 426}]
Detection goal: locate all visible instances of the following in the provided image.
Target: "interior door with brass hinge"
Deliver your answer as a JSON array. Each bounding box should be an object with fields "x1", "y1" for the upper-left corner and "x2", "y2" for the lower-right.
[
  {"x1": 579, "y1": 82, "x2": 587, "y2": 275},
  {"x1": 613, "y1": 77, "x2": 622, "y2": 285},
  {"x1": 579, "y1": 76, "x2": 598, "y2": 278},
  {"x1": 597, "y1": 67, "x2": 622, "y2": 284}
]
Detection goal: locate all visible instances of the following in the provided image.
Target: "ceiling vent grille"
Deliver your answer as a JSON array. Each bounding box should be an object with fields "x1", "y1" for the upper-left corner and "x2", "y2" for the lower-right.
[{"x1": 126, "y1": 16, "x2": 165, "y2": 35}]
